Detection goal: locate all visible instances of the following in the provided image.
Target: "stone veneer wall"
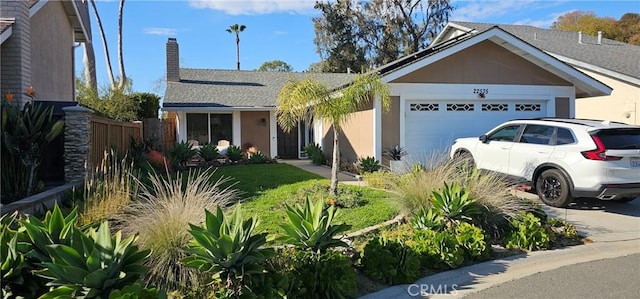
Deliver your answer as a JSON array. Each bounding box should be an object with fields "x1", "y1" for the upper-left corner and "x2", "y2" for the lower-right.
[{"x1": 63, "y1": 105, "x2": 93, "y2": 183}]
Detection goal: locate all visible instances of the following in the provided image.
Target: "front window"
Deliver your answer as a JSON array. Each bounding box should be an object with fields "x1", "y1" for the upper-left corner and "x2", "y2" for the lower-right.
[
  {"x1": 210, "y1": 114, "x2": 233, "y2": 145},
  {"x1": 186, "y1": 113, "x2": 233, "y2": 145},
  {"x1": 186, "y1": 113, "x2": 208, "y2": 144}
]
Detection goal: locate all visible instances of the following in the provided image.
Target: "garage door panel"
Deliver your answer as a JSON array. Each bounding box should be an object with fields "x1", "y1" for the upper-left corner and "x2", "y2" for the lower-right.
[{"x1": 405, "y1": 101, "x2": 546, "y2": 160}]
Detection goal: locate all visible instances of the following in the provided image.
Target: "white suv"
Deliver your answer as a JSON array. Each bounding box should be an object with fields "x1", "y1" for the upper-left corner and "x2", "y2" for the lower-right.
[{"x1": 450, "y1": 118, "x2": 640, "y2": 207}]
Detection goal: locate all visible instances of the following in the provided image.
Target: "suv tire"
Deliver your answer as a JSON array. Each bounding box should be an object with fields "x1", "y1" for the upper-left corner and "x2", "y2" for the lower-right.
[{"x1": 536, "y1": 169, "x2": 573, "y2": 207}]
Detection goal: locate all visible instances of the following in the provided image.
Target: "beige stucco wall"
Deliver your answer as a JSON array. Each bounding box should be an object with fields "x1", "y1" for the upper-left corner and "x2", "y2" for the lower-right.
[
  {"x1": 381, "y1": 96, "x2": 400, "y2": 166},
  {"x1": 574, "y1": 69, "x2": 640, "y2": 125},
  {"x1": 392, "y1": 40, "x2": 570, "y2": 86},
  {"x1": 30, "y1": 1, "x2": 75, "y2": 102},
  {"x1": 322, "y1": 101, "x2": 374, "y2": 163},
  {"x1": 240, "y1": 111, "x2": 271, "y2": 155}
]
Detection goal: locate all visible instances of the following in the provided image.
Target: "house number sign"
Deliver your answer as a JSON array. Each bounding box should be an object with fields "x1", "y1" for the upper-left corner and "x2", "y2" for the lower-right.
[{"x1": 473, "y1": 88, "x2": 489, "y2": 95}]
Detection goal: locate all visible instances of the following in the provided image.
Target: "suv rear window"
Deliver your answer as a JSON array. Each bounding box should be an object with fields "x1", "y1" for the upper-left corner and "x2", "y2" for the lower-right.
[{"x1": 595, "y1": 129, "x2": 640, "y2": 149}]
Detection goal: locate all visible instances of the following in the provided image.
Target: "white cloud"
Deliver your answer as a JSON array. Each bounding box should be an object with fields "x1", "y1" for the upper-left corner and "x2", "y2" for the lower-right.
[
  {"x1": 188, "y1": 0, "x2": 316, "y2": 15},
  {"x1": 514, "y1": 10, "x2": 573, "y2": 28},
  {"x1": 451, "y1": 0, "x2": 539, "y2": 22},
  {"x1": 143, "y1": 27, "x2": 178, "y2": 36}
]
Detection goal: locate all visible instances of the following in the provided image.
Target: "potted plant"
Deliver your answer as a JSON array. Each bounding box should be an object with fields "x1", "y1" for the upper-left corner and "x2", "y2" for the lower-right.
[{"x1": 383, "y1": 145, "x2": 406, "y2": 173}]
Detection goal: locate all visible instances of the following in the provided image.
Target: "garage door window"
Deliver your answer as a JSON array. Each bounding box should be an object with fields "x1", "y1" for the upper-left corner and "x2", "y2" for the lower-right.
[
  {"x1": 447, "y1": 103, "x2": 474, "y2": 111},
  {"x1": 410, "y1": 103, "x2": 439, "y2": 111},
  {"x1": 516, "y1": 104, "x2": 541, "y2": 111},
  {"x1": 482, "y1": 104, "x2": 508, "y2": 111}
]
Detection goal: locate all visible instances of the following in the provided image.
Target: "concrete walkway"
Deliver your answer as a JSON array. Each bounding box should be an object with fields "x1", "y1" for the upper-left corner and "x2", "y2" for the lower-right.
[{"x1": 281, "y1": 159, "x2": 365, "y2": 186}]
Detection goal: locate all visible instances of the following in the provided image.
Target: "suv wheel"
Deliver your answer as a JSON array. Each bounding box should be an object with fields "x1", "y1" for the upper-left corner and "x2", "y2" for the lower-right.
[
  {"x1": 536, "y1": 169, "x2": 573, "y2": 207},
  {"x1": 456, "y1": 151, "x2": 475, "y2": 168}
]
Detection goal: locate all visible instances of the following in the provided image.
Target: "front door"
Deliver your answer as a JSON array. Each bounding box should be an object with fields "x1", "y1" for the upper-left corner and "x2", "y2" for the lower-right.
[{"x1": 277, "y1": 125, "x2": 298, "y2": 159}]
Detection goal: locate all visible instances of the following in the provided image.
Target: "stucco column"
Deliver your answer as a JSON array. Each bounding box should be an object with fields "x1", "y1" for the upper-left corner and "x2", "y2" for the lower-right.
[{"x1": 63, "y1": 105, "x2": 94, "y2": 183}]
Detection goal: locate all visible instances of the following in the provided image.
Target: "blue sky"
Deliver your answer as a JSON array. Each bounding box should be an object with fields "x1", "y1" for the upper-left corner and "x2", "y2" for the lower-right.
[{"x1": 78, "y1": 0, "x2": 640, "y2": 96}]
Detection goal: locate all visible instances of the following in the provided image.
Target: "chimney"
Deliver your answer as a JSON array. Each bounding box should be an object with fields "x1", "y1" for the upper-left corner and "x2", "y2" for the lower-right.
[
  {"x1": 166, "y1": 38, "x2": 180, "y2": 82},
  {"x1": 578, "y1": 31, "x2": 583, "y2": 44},
  {"x1": 597, "y1": 31, "x2": 602, "y2": 45}
]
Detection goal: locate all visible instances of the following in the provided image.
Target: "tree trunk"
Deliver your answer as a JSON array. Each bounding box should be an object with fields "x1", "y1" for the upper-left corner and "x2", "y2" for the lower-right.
[
  {"x1": 90, "y1": 0, "x2": 115, "y2": 89},
  {"x1": 82, "y1": 41, "x2": 97, "y2": 94},
  {"x1": 330, "y1": 125, "x2": 340, "y2": 195},
  {"x1": 236, "y1": 35, "x2": 240, "y2": 70},
  {"x1": 117, "y1": 0, "x2": 127, "y2": 89}
]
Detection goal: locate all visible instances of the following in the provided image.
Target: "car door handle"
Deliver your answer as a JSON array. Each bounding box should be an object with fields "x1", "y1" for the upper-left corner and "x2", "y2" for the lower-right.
[{"x1": 537, "y1": 151, "x2": 550, "y2": 154}]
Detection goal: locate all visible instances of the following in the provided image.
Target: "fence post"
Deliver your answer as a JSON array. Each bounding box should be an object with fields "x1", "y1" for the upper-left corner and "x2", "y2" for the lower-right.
[{"x1": 63, "y1": 106, "x2": 94, "y2": 183}]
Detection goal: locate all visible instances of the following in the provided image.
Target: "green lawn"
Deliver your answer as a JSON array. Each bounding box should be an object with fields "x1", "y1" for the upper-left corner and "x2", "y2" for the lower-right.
[{"x1": 204, "y1": 163, "x2": 400, "y2": 238}]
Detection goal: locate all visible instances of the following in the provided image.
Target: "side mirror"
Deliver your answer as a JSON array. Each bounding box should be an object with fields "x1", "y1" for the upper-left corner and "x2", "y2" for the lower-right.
[{"x1": 479, "y1": 135, "x2": 488, "y2": 143}]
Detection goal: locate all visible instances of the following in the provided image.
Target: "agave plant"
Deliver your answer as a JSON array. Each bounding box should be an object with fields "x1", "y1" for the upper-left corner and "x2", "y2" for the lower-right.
[
  {"x1": 21, "y1": 203, "x2": 79, "y2": 264},
  {"x1": 358, "y1": 156, "x2": 381, "y2": 173},
  {"x1": 168, "y1": 140, "x2": 197, "y2": 169},
  {"x1": 430, "y1": 182, "x2": 483, "y2": 228},
  {"x1": 182, "y1": 206, "x2": 274, "y2": 297},
  {"x1": 410, "y1": 207, "x2": 444, "y2": 231},
  {"x1": 37, "y1": 221, "x2": 150, "y2": 299},
  {"x1": 279, "y1": 197, "x2": 351, "y2": 253},
  {"x1": 225, "y1": 145, "x2": 244, "y2": 162},
  {"x1": 198, "y1": 143, "x2": 220, "y2": 162},
  {"x1": 1, "y1": 212, "x2": 33, "y2": 298}
]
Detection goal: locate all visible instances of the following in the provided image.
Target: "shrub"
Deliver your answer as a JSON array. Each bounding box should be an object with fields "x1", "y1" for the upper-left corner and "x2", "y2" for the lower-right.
[
  {"x1": 294, "y1": 180, "x2": 366, "y2": 209},
  {"x1": 454, "y1": 222, "x2": 490, "y2": 260},
  {"x1": 112, "y1": 167, "x2": 241, "y2": 293},
  {"x1": 279, "y1": 197, "x2": 351, "y2": 253},
  {"x1": 198, "y1": 143, "x2": 220, "y2": 162},
  {"x1": 360, "y1": 236, "x2": 421, "y2": 285},
  {"x1": 146, "y1": 150, "x2": 171, "y2": 171},
  {"x1": 108, "y1": 282, "x2": 166, "y2": 299},
  {"x1": 382, "y1": 145, "x2": 406, "y2": 161},
  {"x1": 37, "y1": 221, "x2": 150, "y2": 298},
  {"x1": 226, "y1": 145, "x2": 244, "y2": 162},
  {"x1": 264, "y1": 248, "x2": 357, "y2": 299},
  {"x1": 130, "y1": 92, "x2": 160, "y2": 119},
  {"x1": 182, "y1": 206, "x2": 274, "y2": 298},
  {"x1": 168, "y1": 140, "x2": 197, "y2": 169},
  {"x1": 505, "y1": 212, "x2": 551, "y2": 251},
  {"x1": 80, "y1": 151, "x2": 137, "y2": 226},
  {"x1": 411, "y1": 229, "x2": 464, "y2": 270},
  {"x1": 361, "y1": 171, "x2": 398, "y2": 190},
  {"x1": 358, "y1": 156, "x2": 381, "y2": 173},
  {"x1": 304, "y1": 143, "x2": 326, "y2": 165}
]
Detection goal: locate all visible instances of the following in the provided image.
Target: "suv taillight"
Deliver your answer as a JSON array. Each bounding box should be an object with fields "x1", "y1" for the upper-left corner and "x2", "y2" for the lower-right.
[{"x1": 581, "y1": 135, "x2": 622, "y2": 161}]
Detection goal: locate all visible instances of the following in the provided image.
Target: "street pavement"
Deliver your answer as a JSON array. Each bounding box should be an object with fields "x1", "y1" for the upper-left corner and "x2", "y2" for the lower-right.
[{"x1": 283, "y1": 159, "x2": 640, "y2": 299}]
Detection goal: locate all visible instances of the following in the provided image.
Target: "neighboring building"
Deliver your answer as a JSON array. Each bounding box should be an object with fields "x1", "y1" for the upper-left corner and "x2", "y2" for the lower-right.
[
  {"x1": 433, "y1": 21, "x2": 640, "y2": 125},
  {"x1": 1, "y1": 0, "x2": 92, "y2": 182},
  {"x1": 1, "y1": 0, "x2": 91, "y2": 105},
  {"x1": 163, "y1": 25, "x2": 612, "y2": 164},
  {"x1": 163, "y1": 38, "x2": 354, "y2": 159}
]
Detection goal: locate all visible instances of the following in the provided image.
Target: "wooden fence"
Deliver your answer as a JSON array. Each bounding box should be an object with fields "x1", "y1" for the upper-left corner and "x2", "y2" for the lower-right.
[{"x1": 90, "y1": 115, "x2": 142, "y2": 170}]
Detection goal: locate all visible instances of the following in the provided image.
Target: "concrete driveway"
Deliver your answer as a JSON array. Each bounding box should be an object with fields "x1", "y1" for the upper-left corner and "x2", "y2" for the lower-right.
[{"x1": 513, "y1": 190, "x2": 640, "y2": 243}]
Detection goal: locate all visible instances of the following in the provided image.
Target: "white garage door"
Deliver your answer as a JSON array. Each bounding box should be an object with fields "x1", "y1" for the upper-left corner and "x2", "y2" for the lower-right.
[{"x1": 404, "y1": 100, "x2": 547, "y2": 160}]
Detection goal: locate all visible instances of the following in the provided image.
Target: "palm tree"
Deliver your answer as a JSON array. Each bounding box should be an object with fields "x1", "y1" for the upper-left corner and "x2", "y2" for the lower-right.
[
  {"x1": 277, "y1": 73, "x2": 390, "y2": 195},
  {"x1": 226, "y1": 24, "x2": 246, "y2": 70}
]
